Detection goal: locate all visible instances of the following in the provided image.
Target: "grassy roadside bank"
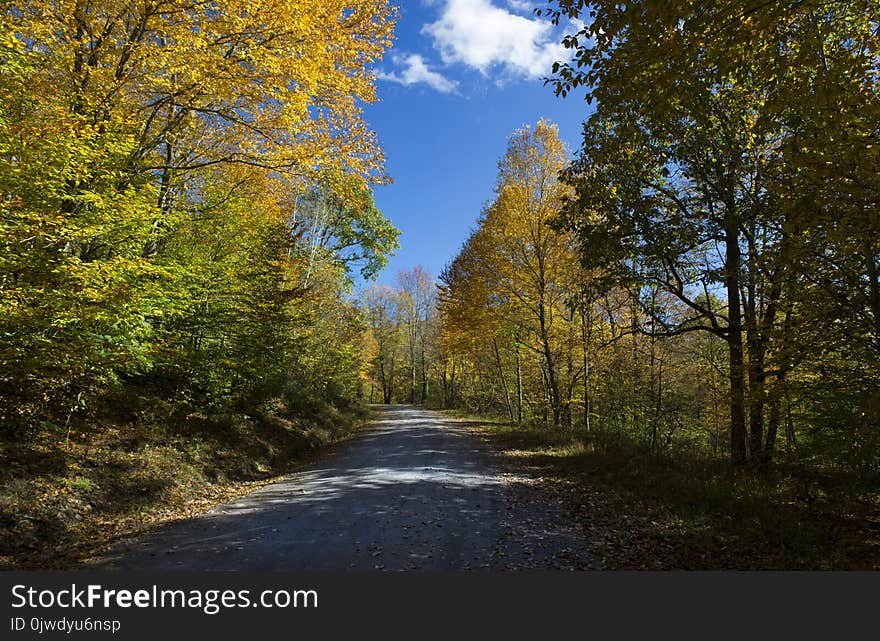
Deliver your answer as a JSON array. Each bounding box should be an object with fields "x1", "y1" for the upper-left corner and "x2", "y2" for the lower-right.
[
  {"x1": 451, "y1": 413, "x2": 880, "y2": 570},
  {"x1": 0, "y1": 397, "x2": 372, "y2": 570}
]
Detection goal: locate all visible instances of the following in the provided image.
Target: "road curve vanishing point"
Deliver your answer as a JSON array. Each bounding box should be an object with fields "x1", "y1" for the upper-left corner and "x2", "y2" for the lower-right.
[{"x1": 91, "y1": 406, "x2": 594, "y2": 570}]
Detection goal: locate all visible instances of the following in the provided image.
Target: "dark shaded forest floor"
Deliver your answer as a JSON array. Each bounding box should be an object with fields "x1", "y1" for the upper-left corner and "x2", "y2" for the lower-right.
[
  {"x1": 465, "y1": 416, "x2": 880, "y2": 570},
  {"x1": 0, "y1": 394, "x2": 369, "y2": 569}
]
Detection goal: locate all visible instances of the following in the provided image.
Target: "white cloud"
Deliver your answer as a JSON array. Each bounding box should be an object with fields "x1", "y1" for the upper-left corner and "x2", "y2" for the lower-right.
[
  {"x1": 505, "y1": 0, "x2": 535, "y2": 13},
  {"x1": 377, "y1": 54, "x2": 460, "y2": 93},
  {"x1": 422, "y1": 0, "x2": 567, "y2": 79}
]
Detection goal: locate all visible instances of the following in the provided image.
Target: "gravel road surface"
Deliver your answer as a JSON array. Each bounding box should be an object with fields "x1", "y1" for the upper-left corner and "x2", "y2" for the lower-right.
[{"x1": 92, "y1": 406, "x2": 593, "y2": 570}]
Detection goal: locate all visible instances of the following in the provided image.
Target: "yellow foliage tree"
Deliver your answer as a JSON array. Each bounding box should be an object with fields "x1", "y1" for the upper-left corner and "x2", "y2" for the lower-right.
[{"x1": 441, "y1": 120, "x2": 580, "y2": 425}]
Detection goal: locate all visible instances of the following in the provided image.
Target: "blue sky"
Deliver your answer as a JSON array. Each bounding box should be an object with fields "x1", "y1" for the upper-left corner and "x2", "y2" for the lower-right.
[{"x1": 362, "y1": 0, "x2": 593, "y2": 287}]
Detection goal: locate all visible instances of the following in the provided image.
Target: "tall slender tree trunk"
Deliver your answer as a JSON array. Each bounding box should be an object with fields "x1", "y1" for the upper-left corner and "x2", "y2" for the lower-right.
[
  {"x1": 409, "y1": 338, "x2": 417, "y2": 404},
  {"x1": 649, "y1": 321, "x2": 659, "y2": 451},
  {"x1": 745, "y1": 225, "x2": 762, "y2": 462},
  {"x1": 379, "y1": 360, "x2": 392, "y2": 404},
  {"x1": 540, "y1": 365, "x2": 550, "y2": 425},
  {"x1": 143, "y1": 128, "x2": 175, "y2": 258},
  {"x1": 711, "y1": 372, "x2": 720, "y2": 457},
  {"x1": 539, "y1": 302, "x2": 561, "y2": 426},
  {"x1": 746, "y1": 320, "x2": 766, "y2": 464},
  {"x1": 725, "y1": 215, "x2": 748, "y2": 465},
  {"x1": 449, "y1": 358, "x2": 457, "y2": 408},
  {"x1": 564, "y1": 309, "x2": 575, "y2": 428},
  {"x1": 784, "y1": 391, "x2": 798, "y2": 455},
  {"x1": 764, "y1": 347, "x2": 791, "y2": 464},
  {"x1": 515, "y1": 340, "x2": 523, "y2": 423},
  {"x1": 765, "y1": 391, "x2": 781, "y2": 465},
  {"x1": 493, "y1": 339, "x2": 515, "y2": 421},
  {"x1": 387, "y1": 354, "x2": 396, "y2": 404},
  {"x1": 421, "y1": 345, "x2": 428, "y2": 403},
  {"x1": 581, "y1": 304, "x2": 591, "y2": 433}
]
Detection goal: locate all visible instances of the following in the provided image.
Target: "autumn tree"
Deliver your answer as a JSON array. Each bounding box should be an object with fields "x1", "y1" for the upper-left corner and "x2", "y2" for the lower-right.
[
  {"x1": 481, "y1": 121, "x2": 578, "y2": 426},
  {"x1": 439, "y1": 121, "x2": 582, "y2": 426},
  {"x1": 1, "y1": 0, "x2": 399, "y2": 430},
  {"x1": 545, "y1": 0, "x2": 879, "y2": 466},
  {"x1": 439, "y1": 229, "x2": 511, "y2": 416}
]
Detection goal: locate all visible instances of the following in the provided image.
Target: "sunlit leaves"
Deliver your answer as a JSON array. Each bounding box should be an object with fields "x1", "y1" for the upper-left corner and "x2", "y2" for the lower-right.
[
  {"x1": 440, "y1": 121, "x2": 581, "y2": 425},
  {"x1": 1, "y1": 0, "x2": 400, "y2": 430}
]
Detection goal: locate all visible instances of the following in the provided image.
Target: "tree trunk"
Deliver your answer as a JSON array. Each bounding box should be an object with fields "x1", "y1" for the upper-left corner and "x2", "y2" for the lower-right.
[
  {"x1": 564, "y1": 315, "x2": 575, "y2": 429},
  {"x1": 493, "y1": 339, "x2": 515, "y2": 422},
  {"x1": 581, "y1": 304, "x2": 591, "y2": 433},
  {"x1": 539, "y1": 302, "x2": 561, "y2": 426},
  {"x1": 725, "y1": 216, "x2": 748, "y2": 465},
  {"x1": 421, "y1": 346, "x2": 429, "y2": 403},
  {"x1": 540, "y1": 365, "x2": 550, "y2": 425},
  {"x1": 649, "y1": 322, "x2": 660, "y2": 452},
  {"x1": 409, "y1": 339, "x2": 417, "y2": 404},
  {"x1": 746, "y1": 333, "x2": 766, "y2": 464},
  {"x1": 515, "y1": 340, "x2": 523, "y2": 423},
  {"x1": 764, "y1": 393, "x2": 780, "y2": 466},
  {"x1": 785, "y1": 391, "x2": 798, "y2": 455},
  {"x1": 448, "y1": 358, "x2": 457, "y2": 408},
  {"x1": 379, "y1": 360, "x2": 392, "y2": 404}
]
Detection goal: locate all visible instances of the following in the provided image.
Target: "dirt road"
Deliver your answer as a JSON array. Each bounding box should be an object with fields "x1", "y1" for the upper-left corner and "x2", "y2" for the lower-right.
[{"x1": 92, "y1": 406, "x2": 593, "y2": 570}]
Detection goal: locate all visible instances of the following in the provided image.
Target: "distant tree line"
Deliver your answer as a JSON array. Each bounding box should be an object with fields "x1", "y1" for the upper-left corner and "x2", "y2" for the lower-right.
[{"x1": 360, "y1": 267, "x2": 440, "y2": 406}]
